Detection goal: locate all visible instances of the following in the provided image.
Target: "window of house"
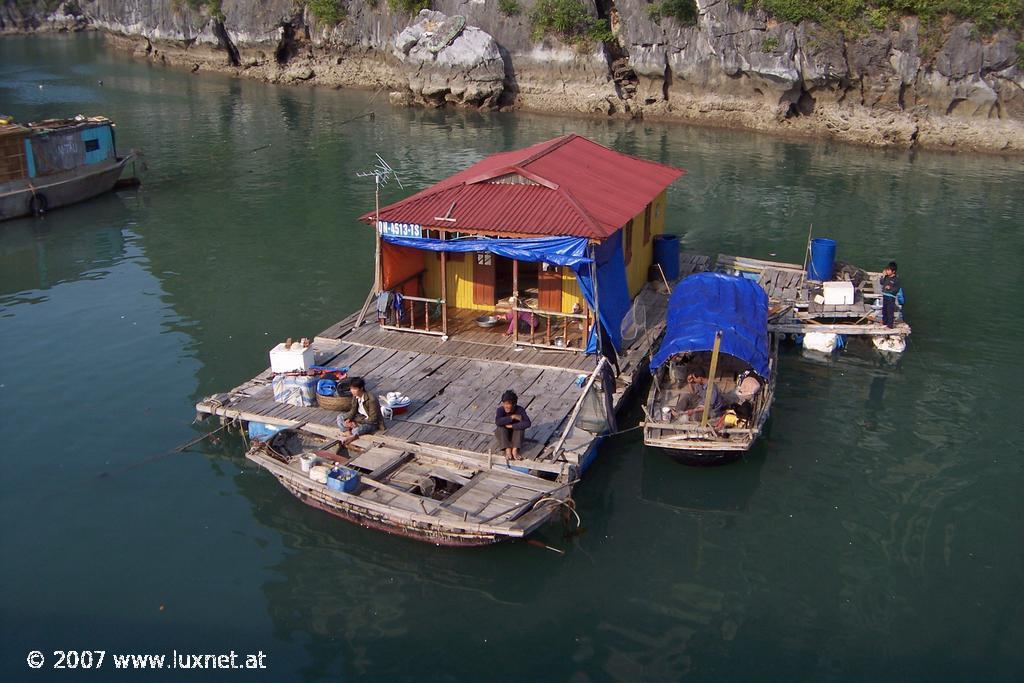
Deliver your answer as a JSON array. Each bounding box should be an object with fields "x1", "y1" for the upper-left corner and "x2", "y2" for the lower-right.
[
  {"x1": 643, "y1": 205, "x2": 652, "y2": 244},
  {"x1": 476, "y1": 252, "x2": 493, "y2": 266}
]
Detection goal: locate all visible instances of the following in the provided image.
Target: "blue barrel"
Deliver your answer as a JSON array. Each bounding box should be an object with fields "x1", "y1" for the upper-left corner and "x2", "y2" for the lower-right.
[
  {"x1": 653, "y1": 234, "x2": 681, "y2": 281},
  {"x1": 808, "y1": 238, "x2": 836, "y2": 281}
]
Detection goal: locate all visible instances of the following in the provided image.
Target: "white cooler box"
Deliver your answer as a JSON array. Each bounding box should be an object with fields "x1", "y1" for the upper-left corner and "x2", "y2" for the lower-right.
[
  {"x1": 270, "y1": 342, "x2": 314, "y2": 373},
  {"x1": 822, "y1": 281, "x2": 855, "y2": 306},
  {"x1": 272, "y1": 375, "x2": 317, "y2": 407}
]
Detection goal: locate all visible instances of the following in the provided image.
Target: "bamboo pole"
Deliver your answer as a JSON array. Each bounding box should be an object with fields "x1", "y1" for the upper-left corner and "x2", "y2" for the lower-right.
[
  {"x1": 356, "y1": 178, "x2": 383, "y2": 328},
  {"x1": 440, "y1": 250, "x2": 448, "y2": 337},
  {"x1": 801, "y1": 223, "x2": 813, "y2": 274},
  {"x1": 512, "y1": 259, "x2": 519, "y2": 346},
  {"x1": 552, "y1": 357, "x2": 607, "y2": 457},
  {"x1": 699, "y1": 331, "x2": 723, "y2": 428}
]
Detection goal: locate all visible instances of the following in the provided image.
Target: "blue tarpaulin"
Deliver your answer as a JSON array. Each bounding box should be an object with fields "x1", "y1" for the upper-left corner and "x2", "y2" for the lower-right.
[
  {"x1": 381, "y1": 233, "x2": 629, "y2": 352},
  {"x1": 649, "y1": 272, "x2": 770, "y2": 378},
  {"x1": 578, "y1": 235, "x2": 630, "y2": 354},
  {"x1": 380, "y1": 234, "x2": 592, "y2": 268}
]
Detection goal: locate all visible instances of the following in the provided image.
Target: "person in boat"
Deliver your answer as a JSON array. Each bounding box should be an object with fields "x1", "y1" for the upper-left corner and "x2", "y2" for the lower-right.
[
  {"x1": 880, "y1": 261, "x2": 901, "y2": 328},
  {"x1": 717, "y1": 370, "x2": 761, "y2": 430},
  {"x1": 337, "y1": 377, "x2": 384, "y2": 446},
  {"x1": 670, "y1": 366, "x2": 722, "y2": 422},
  {"x1": 730, "y1": 370, "x2": 761, "y2": 422},
  {"x1": 494, "y1": 389, "x2": 531, "y2": 460}
]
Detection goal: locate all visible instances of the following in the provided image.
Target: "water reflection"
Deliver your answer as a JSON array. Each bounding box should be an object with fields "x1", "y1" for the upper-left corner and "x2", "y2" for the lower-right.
[{"x1": 0, "y1": 200, "x2": 129, "y2": 303}]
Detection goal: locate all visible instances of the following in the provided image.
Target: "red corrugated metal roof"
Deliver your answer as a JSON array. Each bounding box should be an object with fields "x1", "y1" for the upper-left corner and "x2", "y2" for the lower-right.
[{"x1": 360, "y1": 134, "x2": 685, "y2": 239}]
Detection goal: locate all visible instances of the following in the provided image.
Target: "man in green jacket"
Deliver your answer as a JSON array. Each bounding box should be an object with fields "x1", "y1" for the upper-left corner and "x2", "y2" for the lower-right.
[{"x1": 338, "y1": 377, "x2": 384, "y2": 446}]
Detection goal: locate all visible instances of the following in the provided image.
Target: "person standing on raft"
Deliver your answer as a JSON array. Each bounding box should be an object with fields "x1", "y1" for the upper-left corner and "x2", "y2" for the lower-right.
[
  {"x1": 494, "y1": 390, "x2": 531, "y2": 460},
  {"x1": 880, "y1": 261, "x2": 901, "y2": 328}
]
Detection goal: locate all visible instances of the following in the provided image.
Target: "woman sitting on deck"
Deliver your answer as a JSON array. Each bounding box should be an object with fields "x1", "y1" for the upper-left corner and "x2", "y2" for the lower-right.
[
  {"x1": 502, "y1": 296, "x2": 539, "y2": 337},
  {"x1": 494, "y1": 390, "x2": 531, "y2": 460},
  {"x1": 337, "y1": 377, "x2": 384, "y2": 446}
]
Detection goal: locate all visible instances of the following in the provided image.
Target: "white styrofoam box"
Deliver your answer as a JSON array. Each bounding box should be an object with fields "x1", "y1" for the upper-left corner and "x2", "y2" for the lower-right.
[
  {"x1": 272, "y1": 375, "x2": 317, "y2": 407},
  {"x1": 822, "y1": 281, "x2": 855, "y2": 306},
  {"x1": 269, "y1": 342, "x2": 314, "y2": 373},
  {"x1": 803, "y1": 332, "x2": 839, "y2": 353}
]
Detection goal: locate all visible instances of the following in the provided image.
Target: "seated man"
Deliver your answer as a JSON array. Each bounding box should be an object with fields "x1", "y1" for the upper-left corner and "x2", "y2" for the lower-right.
[
  {"x1": 494, "y1": 389, "x2": 531, "y2": 460},
  {"x1": 670, "y1": 366, "x2": 722, "y2": 423},
  {"x1": 337, "y1": 377, "x2": 384, "y2": 446}
]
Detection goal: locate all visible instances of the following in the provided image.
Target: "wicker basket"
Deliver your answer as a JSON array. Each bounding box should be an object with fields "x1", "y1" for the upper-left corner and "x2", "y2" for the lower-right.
[{"x1": 316, "y1": 393, "x2": 352, "y2": 412}]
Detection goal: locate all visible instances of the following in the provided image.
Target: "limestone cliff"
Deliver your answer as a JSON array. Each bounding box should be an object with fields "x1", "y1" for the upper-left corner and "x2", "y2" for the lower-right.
[{"x1": 3, "y1": 0, "x2": 1022, "y2": 152}]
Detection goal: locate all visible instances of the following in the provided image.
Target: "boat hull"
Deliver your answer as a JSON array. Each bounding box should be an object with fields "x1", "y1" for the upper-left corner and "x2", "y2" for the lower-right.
[
  {"x1": 0, "y1": 155, "x2": 132, "y2": 221},
  {"x1": 283, "y1": 478, "x2": 504, "y2": 547},
  {"x1": 659, "y1": 446, "x2": 748, "y2": 467}
]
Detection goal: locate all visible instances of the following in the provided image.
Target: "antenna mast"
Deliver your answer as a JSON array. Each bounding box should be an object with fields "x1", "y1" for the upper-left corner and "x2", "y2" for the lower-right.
[{"x1": 355, "y1": 155, "x2": 403, "y2": 328}]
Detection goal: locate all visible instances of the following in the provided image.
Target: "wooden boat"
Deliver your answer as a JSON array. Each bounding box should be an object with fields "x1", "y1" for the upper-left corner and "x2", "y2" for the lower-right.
[
  {"x1": 0, "y1": 115, "x2": 134, "y2": 221},
  {"x1": 643, "y1": 272, "x2": 778, "y2": 465},
  {"x1": 196, "y1": 134, "x2": 685, "y2": 546},
  {"x1": 244, "y1": 427, "x2": 576, "y2": 546}
]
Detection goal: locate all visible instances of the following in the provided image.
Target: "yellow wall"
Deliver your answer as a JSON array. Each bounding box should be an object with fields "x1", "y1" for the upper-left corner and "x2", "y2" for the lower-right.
[
  {"x1": 561, "y1": 267, "x2": 585, "y2": 314},
  {"x1": 622, "y1": 190, "x2": 667, "y2": 297},
  {"x1": 422, "y1": 252, "x2": 494, "y2": 312}
]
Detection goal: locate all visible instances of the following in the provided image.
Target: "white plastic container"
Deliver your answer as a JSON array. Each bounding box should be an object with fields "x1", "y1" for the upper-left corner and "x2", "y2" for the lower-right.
[
  {"x1": 309, "y1": 465, "x2": 331, "y2": 485},
  {"x1": 269, "y1": 342, "x2": 314, "y2": 373},
  {"x1": 300, "y1": 454, "x2": 319, "y2": 473},
  {"x1": 822, "y1": 281, "x2": 855, "y2": 306}
]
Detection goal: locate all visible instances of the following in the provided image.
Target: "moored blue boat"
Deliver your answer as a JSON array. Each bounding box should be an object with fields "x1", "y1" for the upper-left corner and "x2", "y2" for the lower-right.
[
  {"x1": 0, "y1": 115, "x2": 134, "y2": 221},
  {"x1": 644, "y1": 272, "x2": 779, "y2": 465}
]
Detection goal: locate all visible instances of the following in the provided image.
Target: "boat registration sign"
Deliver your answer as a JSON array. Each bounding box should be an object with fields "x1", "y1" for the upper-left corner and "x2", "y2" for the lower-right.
[{"x1": 379, "y1": 222, "x2": 423, "y2": 238}]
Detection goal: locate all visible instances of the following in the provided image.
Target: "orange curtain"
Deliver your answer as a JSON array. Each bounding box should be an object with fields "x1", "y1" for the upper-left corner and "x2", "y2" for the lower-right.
[{"x1": 381, "y1": 242, "x2": 424, "y2": 297}]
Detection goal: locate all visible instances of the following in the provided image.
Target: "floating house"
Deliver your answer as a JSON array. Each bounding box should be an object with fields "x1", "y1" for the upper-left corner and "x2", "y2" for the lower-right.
[
  {"x1": 0, "y1": 116, "x2": 134, "y2": 221},
  {"x1": 362, "y1": 134, "x2": 680, "y2": 351},
  {"x1": 196, "y1": 134, "x2": 685, "y2": 546}
]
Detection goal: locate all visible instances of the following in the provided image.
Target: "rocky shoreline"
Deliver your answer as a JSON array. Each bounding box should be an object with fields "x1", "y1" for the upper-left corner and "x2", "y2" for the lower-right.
[{"x1": 3, "y1": 0, "x2": 1022, "y2": 154}]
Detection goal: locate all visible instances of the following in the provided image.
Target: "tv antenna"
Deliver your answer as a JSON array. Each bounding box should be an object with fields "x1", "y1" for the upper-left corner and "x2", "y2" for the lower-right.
[{"x1": 355, "y1": 154, "x2": 404, "y2": 328}]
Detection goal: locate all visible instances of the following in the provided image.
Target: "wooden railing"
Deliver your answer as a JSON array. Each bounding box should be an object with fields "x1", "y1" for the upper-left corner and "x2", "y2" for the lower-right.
[
  {"x1": 380, "y1": 295, "x2": 447, "y2": 337},
  {"x1": 512, "y1": 305, "x2": 591, "y2": 352}
]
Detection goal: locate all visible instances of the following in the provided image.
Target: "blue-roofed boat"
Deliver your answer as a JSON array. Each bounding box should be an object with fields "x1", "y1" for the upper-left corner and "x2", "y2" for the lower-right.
[
  {"x1": 0, "y1": 115, "x2": 135, "y2": 221},
  {"x1": 644, "y1": 272, "x2": 779, "y2": 465}
]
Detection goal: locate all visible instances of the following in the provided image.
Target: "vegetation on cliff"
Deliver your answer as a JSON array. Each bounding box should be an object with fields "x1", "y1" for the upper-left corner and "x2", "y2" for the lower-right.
[
  {"x1": 742, "y1": 0, "x2": 1023, "y2": 33},
  {"x1": 646, "y1": 0, "x2": 698, "y2": 25},
  {"x1": 307, "y1": 0, "x2": 347, "y2": 24},
  {"x1": 388, "y1": 0, "x2": 431, "y2": 14},
  {"x1": 529, "y1": 0, "x2": 614, "y2": 44}
]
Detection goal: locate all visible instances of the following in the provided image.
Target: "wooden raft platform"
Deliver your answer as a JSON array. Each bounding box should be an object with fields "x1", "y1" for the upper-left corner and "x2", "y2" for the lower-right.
[
  {"x1": 686, "y1": 253, "x2": 911, "y2": 337},
  {"x1": 195, "y1": 284, "x2": 670, "y2": 545}
]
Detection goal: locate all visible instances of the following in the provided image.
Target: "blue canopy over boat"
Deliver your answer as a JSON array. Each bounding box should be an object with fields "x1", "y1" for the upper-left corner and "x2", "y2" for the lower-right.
[{"x1": 649, "y1": 272, "x2": 770, "y2": 378}]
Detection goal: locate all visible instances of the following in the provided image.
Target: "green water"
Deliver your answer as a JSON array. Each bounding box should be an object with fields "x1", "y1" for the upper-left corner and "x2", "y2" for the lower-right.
[{"x1": 2, "y1": 34, "x2": 1023, "y2": 682}]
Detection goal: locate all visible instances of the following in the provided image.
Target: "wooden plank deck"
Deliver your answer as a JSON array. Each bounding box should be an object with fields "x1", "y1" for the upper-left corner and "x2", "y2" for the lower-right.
[
  {"x1": 198, "y1": 283, "x2": 669, "y2": 463},
  {"x1": 689, "y1": 253, "x2": 913, "y2": 338}
]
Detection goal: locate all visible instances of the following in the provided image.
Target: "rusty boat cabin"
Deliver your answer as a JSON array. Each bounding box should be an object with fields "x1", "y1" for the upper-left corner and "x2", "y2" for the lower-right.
[
  {"x1": 0, "y1": 115, "x2": 134, "y2": 221},
  {"x1": 197, "y1": 134, "x2": 685, "y2": 546}
]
